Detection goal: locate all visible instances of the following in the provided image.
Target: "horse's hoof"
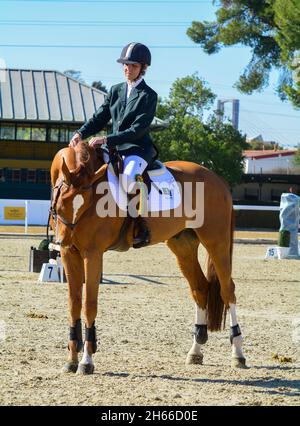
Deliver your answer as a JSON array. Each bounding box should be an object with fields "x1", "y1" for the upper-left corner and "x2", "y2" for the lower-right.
[
  {"x1": 231, "y1": 357, "x2": 247, "y2": 369},
  {"x1": 61, "y1": 361, "x2": 78, "y2": 374},
  {"x1": 186, "y1": 353, "x2": 203, "y2": 365},
  {"x1": 76, "y1": 362, "x2": 95, "y2": 375}
]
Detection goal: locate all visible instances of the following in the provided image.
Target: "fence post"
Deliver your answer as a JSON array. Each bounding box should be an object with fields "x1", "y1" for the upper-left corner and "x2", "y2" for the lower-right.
[{"x1": 24, "y1": 200, "x2": 28, "y2": 234}]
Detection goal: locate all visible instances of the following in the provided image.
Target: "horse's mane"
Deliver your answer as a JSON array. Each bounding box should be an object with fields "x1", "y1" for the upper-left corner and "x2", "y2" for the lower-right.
[{"x1": 71, "y1": 142, "x2": 102, "y2": 187}]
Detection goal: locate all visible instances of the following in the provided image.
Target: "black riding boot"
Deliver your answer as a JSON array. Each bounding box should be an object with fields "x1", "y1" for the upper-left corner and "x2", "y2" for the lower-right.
[{"x1": 133, "y1": 216, "x2": 150, "y2": 249}]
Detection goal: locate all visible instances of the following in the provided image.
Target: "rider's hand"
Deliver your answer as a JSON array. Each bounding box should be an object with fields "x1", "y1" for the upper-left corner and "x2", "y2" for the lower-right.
[
  {"x1": 69, "y1": 132, "x2": 83, "y2": 147},
  {"x1": 89, "y1": 136, "x2": 107, "y2": 148}
]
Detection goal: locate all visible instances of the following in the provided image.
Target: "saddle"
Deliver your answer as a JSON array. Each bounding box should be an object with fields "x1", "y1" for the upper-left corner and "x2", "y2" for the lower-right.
[
  {"x1": 100, "y1": 146, "x2": 160, "y2": 251},
  {"x1": 105, "y1": 145, "x2": 163, "y2": 196}
]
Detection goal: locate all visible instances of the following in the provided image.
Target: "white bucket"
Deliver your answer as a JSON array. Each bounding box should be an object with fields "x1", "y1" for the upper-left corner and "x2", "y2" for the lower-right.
[{"x1": 277, "y1": 246, "x2": 290, "y2": 260}]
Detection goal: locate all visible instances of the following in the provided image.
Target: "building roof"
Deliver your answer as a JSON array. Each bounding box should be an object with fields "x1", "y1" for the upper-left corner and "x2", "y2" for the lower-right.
[
  {"x1": 244, "y1": 149, "x2": 297, "y2": 160},
  {"x1": 0, "y1": 68, "x2": 106, "y2": 123},
  {"x1": 0, "y1": 68, "x2": 168, "y2": 131}
]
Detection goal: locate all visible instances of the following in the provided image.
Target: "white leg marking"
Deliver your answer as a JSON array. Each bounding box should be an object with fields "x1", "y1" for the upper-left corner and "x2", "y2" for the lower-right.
[
  {"x1": 187, "y1": 304, "x2": 207, "y2": 357},
  {"x1": 72, "y1": 194, "x2": 84, "y2": 224},
  {"x1": 229, "y1": 303, "x2": 244, "y2": 359},
  {"x1": 229, "y1": 303, "x2": 238, "y2": 326},
  {"x1": 188, "y1": 339, "x2": 202, "y2": 356},
  {"x1": 196, "y1": 304, "x2": 207, "y2": 325},
  {"x1": 80, "y1": 342, "x2": 94, "y2": 365}
]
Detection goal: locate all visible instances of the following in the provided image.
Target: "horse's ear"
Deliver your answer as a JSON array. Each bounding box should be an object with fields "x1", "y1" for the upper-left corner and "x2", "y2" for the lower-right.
[
  {"x1": 90, "y1": 164, "x2": 107, "y2": 185},
  {"x1": 62, "y1": 157, "x2": 71, "y2": 185}
]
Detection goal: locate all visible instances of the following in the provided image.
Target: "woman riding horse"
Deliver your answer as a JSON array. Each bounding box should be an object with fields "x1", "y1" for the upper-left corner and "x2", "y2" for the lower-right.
[
  {"x1": 70, "y1": 42, "x2": 157, "y2": 248},
  {"x1": 51, "y1": 139, "x2": 246, "y2": 375}
]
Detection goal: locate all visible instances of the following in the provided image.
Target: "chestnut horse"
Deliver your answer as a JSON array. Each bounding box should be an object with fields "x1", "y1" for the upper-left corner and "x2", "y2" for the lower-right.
[{"x1": 50, "y1": 142, "x2": 246, "y2": 375}]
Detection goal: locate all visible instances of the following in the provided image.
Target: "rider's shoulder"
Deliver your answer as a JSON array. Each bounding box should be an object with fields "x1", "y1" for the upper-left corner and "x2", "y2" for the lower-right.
[
  {"x1": 110, "y1": 82, "x2": 126, "y2": 93},
  {"x1": 142, "y1": 81, "x2": 157, "y2": 99}
]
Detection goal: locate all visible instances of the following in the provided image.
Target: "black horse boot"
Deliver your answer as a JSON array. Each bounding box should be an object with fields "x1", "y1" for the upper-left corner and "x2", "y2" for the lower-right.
[
  {"x1": 133, "y1": 216, "x2": 150, "y2": 249},
  {"x1": 62, "y1": 319, "x2": 83, "y2": 373}
]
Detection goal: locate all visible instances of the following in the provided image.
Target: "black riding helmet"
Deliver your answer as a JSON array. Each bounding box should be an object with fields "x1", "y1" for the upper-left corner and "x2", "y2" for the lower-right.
[{"x1": 117, "y1": 42, "x2": 151, "y2": 66}]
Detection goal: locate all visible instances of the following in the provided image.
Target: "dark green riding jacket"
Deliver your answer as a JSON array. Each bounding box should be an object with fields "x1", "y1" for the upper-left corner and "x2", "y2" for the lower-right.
[{"x1": 77, "y1": 80, "x2": 158, "y2": 163}]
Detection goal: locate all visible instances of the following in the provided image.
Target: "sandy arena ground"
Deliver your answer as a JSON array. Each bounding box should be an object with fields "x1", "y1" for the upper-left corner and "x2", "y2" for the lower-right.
[{"x1": 0, "y1": 236, "x2": 299, "y2": 406}]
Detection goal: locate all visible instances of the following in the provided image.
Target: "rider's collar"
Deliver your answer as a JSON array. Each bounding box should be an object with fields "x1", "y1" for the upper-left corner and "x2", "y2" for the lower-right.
[{"x1": 127, "y1": 77, "x2": 144, "y2": 90}]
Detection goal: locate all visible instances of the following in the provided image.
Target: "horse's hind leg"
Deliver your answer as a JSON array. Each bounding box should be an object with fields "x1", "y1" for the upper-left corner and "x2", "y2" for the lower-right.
[
  {"x1": 167, "y1": 229, "x2": 209, "y2": 365},
  {"x1": 204, "y1": 240, "x2": 247, "y2": 368}
]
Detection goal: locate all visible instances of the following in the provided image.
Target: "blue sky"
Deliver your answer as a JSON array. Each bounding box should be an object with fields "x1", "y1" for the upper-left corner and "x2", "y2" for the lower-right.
[{"x1": 1, "y1": 0, "x2": 300, "y2": 147}]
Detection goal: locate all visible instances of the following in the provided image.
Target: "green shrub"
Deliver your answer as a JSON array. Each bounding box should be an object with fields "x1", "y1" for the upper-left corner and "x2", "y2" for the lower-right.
[
  {"x1": 278, "y1": 230, "x2": 290, "y2": 247},
  {"x1": 38, "y1": 239, "x2": 50, "y2": 251}
]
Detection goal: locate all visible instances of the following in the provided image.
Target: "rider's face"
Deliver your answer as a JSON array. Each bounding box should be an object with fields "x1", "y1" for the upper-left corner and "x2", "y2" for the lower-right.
[{"x1": 123, "y1": 63, "x2": 142, "y2": 82}]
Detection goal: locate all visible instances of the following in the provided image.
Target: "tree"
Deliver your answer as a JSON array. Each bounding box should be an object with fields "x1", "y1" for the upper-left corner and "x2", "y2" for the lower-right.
[
  {"x1": 92, "y1": 81, "x2": 108, "y2": 93},
  {"x1": 187, "y1": 0, "x2": 300, "y2": 107},
  {"x1": 246, "y1": 140, "x2": 282, "y2": 150},
  {"x1": 63, "y1": 70, "x2": 85, "y2": 83},
  {"x1": 273, "y1": 0, "x2": 300, "y2": 106},
  {"x1": 202, "y1": 117, "x2": 248, "y2": 185},
  {"x1": 152, "y1": 74, "x2": 248, "y2": 186},
  {"x1": 293, "y1": 144, "x2": 300, "y2": 166}
]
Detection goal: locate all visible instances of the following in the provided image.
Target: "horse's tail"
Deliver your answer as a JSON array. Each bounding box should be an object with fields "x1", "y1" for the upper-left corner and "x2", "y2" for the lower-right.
[
  {"x1": 206, "y1": 258, "x2": 226, "y2": 331},
  {"x1": 206, "y1": 208, "x2": 234, "y2": 331}
]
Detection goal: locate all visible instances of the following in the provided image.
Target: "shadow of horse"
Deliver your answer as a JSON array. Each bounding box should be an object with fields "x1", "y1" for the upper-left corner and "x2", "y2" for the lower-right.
[
  {"x1": 99, "y1": 369, "x2": 300, "y2": 398},
  {"x1": 101, "y1": 273, "x2": 182, "y2": 286}
]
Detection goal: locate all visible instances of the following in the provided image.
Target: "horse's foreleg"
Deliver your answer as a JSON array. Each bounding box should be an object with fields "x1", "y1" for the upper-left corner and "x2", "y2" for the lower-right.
[
  {"x1": 60, "y1": 246, "x2": 84, "y2": 374},
  {"x1": 77, "y1": 251, "x2": 103, "y2": 375}
]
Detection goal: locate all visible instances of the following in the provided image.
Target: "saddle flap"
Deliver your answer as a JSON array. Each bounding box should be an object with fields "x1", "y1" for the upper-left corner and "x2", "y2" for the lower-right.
[{"x1": 107, "y1": 163, "x2": 181, "y2": 213}]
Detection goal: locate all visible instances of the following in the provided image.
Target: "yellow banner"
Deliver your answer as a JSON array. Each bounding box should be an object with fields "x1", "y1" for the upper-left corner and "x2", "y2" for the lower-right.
[{"x1": 4, "y1": 207, "x2": 26, "y2": 220}]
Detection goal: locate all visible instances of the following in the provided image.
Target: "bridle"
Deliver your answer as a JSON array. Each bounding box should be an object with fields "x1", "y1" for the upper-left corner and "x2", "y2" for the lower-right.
[{"x1": 50, "y1": 177, "x2": 94, "y2": 231}]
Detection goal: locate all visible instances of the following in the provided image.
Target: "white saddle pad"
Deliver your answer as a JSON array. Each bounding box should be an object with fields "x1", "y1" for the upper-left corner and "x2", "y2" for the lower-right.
[{"x1": 107, "y1": 161, "x2": 181, "y2": 213}]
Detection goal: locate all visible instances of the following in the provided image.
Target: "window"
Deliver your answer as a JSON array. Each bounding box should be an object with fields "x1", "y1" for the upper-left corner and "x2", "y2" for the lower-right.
[
  {"x1": 244, "y1": 187, "x2": 259, "y2": 201},
  {"x1": 12, "y1": 169, "x2": 21, "y2": 182},
  {"x1": 47, "y1": 126, "x2": 78, "y2": 142},
  {"x1": 271, "y1": 188, "x2": 291, "y2": 202},
  {"x1": 31, "y1": 127, "x2": 46, "y2": 141},
  {"x1": 68, "y1": 128, "x2": 77, "y2": 141},
  {"x1": 59, "y1": 127, "x2": 69, "y2": 142},
  {"x1": 16, "y1": 125, "x2": 31, "y2": 140},
  {"x1": 38, "y1": 169, "x2": 50, "y2": 184},
  {"x1": 0, "y1": 124, "x2": 15, "y2": 140},
  {"x1": 49, "y1": 127, "x2": 60, "y2": 142},
  {"x1": 27, "y1": 169, "x2": 36, "y2": 183}
]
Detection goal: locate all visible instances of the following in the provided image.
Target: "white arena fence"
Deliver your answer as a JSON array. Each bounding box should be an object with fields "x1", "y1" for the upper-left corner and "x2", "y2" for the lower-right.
[
  {"x1": 0, "y1": 199, "x2": 298, "y2": 233},
  {"x1": 0, "y1": 200, "x2": 50, "y2": 232}
]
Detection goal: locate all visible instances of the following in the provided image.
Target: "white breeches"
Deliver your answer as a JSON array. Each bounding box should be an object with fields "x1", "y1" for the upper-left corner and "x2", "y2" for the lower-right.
[{"x1": 103, "y1": 153, "x2": 148, "y2": 193}]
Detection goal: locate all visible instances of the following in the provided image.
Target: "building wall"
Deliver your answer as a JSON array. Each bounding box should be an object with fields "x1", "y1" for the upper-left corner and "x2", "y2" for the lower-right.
[
  {"x1": 0, "y1": 140, "x2": 66, "y2": 162},
  {"x1": 232, "y1": 182, "x2": 300, "y2": 203},
  {"x1": 245, "y1": 154, "x2": 300, "y2": 174},
  {"x1": 234, "y1": 209, "x2": 280, "y2": 230},
  {"x1": 0, "y1": 121, "x2": 75, "y2": 199}
]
